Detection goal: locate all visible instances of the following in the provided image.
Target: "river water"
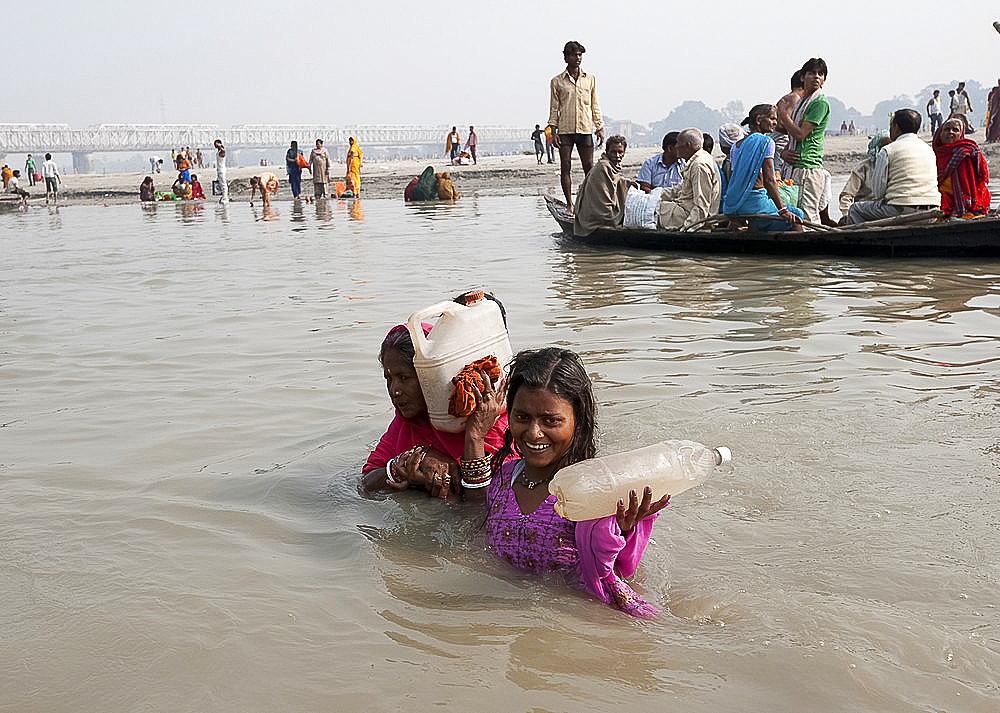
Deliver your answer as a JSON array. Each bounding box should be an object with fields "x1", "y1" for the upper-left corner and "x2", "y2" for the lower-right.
[{"x1": 2, "y1": 196, "x2": 999, "y2": 712}]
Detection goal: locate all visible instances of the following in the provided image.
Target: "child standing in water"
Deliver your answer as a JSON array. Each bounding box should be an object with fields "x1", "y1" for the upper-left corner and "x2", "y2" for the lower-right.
[{"x1": 485, "y1": 347, "x2": 670, "y2": 617}]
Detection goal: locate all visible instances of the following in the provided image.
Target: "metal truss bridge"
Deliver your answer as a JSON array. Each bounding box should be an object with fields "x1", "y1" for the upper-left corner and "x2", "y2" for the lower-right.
[{"x1": 0, "y1": 122, "x2": 526, "y2": 154}]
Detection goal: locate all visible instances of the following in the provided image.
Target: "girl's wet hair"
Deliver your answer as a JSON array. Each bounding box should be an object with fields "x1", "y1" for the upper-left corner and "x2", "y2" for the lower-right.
[{"x1": 492, "y1": 347, "x2": 597, "y2": 472}]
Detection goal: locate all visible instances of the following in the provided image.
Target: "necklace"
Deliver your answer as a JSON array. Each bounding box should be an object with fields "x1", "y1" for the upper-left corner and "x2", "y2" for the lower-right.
[{"x1": 520, "y1": 470, "x2": 553, "y2": 490}]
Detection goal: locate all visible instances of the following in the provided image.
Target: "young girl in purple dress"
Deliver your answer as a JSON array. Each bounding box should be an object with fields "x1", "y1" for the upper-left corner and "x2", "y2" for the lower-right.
[{"x1": 483, "y1": 347, "x2": 670, "y2": 617}]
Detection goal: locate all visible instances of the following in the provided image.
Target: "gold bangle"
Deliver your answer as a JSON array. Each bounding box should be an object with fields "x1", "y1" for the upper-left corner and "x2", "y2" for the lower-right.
[{"x1": 460, "y1": 455, "x2": 491, "y2": 470}]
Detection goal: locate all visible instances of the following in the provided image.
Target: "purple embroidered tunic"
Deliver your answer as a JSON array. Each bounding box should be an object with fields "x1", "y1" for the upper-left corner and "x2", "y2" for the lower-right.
[
  {"x1": 486, "y1": 461, "x2": 578, "y2": 573},
  {"x1": 485, "y1": 459, "x2": 662, "y2": 618}
]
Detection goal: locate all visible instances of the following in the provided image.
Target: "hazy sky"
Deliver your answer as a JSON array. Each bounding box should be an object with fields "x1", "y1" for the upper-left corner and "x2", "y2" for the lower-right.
[{"x1": 8, "y1": 1, "x2": 1000, "y2": 129}]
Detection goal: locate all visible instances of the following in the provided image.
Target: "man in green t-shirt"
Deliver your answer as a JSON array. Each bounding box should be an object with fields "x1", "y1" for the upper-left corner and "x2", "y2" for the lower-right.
[
  {"x1": 778, "y1": 57, "x2": 830, "y2": 225},
  {"x1": 24, "y1": 154, "x2": 36, "y2": 186}
]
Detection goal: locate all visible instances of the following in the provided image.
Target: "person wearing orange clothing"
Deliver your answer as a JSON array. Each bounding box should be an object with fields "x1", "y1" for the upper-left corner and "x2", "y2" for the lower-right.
[
  {"x1": 175, "y1": 150, "x2": 191, "y2": 181},
  {"x1": 249, "y1": 172, "x2": 279, "y2": 207},
  {"x1": 345, "y1": 137, "x2": 363, "y2": 196}
]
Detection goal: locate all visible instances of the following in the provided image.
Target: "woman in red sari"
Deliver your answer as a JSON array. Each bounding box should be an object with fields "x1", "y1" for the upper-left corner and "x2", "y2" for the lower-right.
[{"x1": 933, "y1": 115, "x2": 991, "y2": 219}]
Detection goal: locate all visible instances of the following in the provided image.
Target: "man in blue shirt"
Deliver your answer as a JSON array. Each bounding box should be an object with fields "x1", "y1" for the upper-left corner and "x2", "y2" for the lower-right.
[{"x1": 636, "y1": 132, "x2": 685, "y2": 193}]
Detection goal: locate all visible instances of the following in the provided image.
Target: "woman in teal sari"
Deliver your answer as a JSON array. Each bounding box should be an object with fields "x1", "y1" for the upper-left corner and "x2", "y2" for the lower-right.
[{"x1": 722, "y1": 104, "x2": 804, "y2": 231}]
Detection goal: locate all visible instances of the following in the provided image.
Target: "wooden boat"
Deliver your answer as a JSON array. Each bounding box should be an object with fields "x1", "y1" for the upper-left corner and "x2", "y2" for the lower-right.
[{"x1": 544, "y1": 195, "x2": 1000, "y2": 258}]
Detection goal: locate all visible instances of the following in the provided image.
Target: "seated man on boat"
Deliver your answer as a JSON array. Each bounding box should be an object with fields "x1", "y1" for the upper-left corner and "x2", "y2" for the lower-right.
[
  {"x1": 837, "y1": 131, "x2": 890, "y2": 224},
  {"x1": 636, "y1": 132, "x2": 684, "y2": 193},
  {"x1": 722, "y1": 104, "x2": 804, "y2": 231},
  {"x1": 657, "y1": 129, "x2": 721, "y2": 230},
  {"x1": 573, "y1": 135, "x2": 634, "y2": 236},
  {"x1": 845, "y1": 109, "x2": 940, "y2": 225}
]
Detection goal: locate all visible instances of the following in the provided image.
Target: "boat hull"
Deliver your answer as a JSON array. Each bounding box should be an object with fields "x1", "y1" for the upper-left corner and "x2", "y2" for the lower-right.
[{"x1": 545, "y1": 196, "x2": 1000, "y2": 258}]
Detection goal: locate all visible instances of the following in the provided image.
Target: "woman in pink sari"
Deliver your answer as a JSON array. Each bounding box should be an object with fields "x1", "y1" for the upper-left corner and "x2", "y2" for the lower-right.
[{"x1": 361, "y1": 322, "x2": 508, "y2": 499}]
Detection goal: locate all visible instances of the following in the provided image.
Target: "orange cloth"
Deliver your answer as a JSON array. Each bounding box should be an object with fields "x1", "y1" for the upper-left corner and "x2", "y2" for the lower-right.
[
  {"x1": 259, "y1": 172, "x2": 279, "y2": 194},
  {"x1": 448, "y1": 355, "x2": 502, "y2": 417}
]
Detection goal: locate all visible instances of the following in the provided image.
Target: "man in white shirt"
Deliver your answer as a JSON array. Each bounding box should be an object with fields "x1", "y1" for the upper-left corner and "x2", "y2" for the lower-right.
[
  {"x1": 954, "y1": 82, "x2": 974, "y2": 134},
  {"x1": 41, "y1": 153, "x2": 61, "y2": 204},
  {"x1": 926, "y1": 90, "x2": 943, "y2": 134},
  {"x1": 845, "y1": 109, "x2": 939, "y2": 224}
]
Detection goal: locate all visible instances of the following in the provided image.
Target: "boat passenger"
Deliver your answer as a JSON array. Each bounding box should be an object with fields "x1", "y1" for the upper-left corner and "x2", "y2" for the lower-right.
[
  {"x1": 573, "y1": 135, "x2": 634, "y2": 236},
  {"x1": 837, "y1": 131, "x2": 889, "y2": 223},
  {"x1": 657, "y1": 128, "x2": 721, "y2": 230},
  {"x1": 845, "y1": 109, "x2": 940, "y2": 225},
  {"x1": 361, "y1": 321, "x2": 508, "y2": 499},
  {"x1": 932, "y1": 115, "x2": 991, "y2": 219},
  {"x1": 636, "y1": 132, "x2": 684, "y2": 193},
  {"x1": 721, "y1": 104, "x2": 804, "y2": 231},
  {"x1": 718, "y1": 122, "x2": 746, "y2": 202},
  {"x1": 777, "y1": 58, "x2": 830, "y2": 225}
]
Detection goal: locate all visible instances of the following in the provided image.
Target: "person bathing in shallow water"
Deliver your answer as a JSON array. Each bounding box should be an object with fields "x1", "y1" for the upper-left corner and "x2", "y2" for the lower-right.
[
  {"x1": 249, "y1": 172, "x2": 279, "y2": 207},
  {"x1": 361, "y1": 318, "x2": 508, "y2": 499},
  {"x1": 483, "y1": 347, "x2": 670, "y2": 618}
]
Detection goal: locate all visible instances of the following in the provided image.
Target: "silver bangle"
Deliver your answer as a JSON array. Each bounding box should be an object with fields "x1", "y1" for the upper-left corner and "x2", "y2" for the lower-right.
[
  {"x1": 386, "y1": 457, "x2": 406, "y2": 485},
  {"x1": 460, "y1": 477, "x2": 492, "y2": 489}
]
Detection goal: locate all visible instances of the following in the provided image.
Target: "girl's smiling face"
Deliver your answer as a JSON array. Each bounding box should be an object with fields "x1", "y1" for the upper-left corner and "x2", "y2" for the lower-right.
[{"x1": 509, "y1": 388, "x2": 576, "y2": 479}]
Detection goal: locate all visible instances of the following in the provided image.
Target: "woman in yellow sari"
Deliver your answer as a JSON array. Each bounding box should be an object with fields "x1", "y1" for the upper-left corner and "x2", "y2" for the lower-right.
[{"x1": 345, "y1": 137, "x2": 363, "y2": 196}]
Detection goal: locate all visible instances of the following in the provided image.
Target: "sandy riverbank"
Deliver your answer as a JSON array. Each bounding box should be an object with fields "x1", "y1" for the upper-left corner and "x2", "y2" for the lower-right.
[{"x1": 4, "y1": 133, "x2": 997, "y2": 207}]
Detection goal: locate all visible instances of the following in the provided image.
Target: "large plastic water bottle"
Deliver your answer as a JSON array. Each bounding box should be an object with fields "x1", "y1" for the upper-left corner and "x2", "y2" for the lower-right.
[
  {"x1": 549, "y1": 440, "x2": 732, "y2": 521},
  {"x1": 407, "y1": 291, "x2": 513, "y2": 433}
]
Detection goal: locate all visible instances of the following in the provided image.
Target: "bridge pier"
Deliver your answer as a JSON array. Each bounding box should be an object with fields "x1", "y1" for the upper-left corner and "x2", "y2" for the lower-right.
[{"x1": 72, "y1": 151, "x2": 94, "y2": 174}]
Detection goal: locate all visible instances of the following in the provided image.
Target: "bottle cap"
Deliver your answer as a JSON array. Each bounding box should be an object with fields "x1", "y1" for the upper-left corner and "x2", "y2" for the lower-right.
[
  {"x1": 463, "y1": 290, "x2": 484, "y2": 304},
  {"x1": 714, "y1": 446, "x2": 732, "y2": 465}
]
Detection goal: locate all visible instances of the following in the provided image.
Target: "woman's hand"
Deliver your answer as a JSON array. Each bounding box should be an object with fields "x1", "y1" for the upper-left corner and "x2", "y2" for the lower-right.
[
  {"x1": 416, "y1": 448, "x2": 460, "y2": 499},
  {"x1": 615, "y1": 487, "x2": 670, "y2": 538},
  {"x1": 778, "y1": 206, "x2": 799, "y2": 224}
]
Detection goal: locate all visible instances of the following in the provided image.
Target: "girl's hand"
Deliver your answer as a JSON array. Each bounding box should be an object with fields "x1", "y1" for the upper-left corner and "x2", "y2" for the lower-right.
[
  {"x1": 465, "y1": 372, "x2": 506, "y2": 442},
  {"x1": 615, "y1": 487, "x2": 670, "y2": 538}
]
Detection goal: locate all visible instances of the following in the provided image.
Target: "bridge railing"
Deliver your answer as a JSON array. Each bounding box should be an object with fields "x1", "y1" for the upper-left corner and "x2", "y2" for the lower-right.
[{"x1": 1, "y1": 123, "x2": 529, "y2": 153}]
